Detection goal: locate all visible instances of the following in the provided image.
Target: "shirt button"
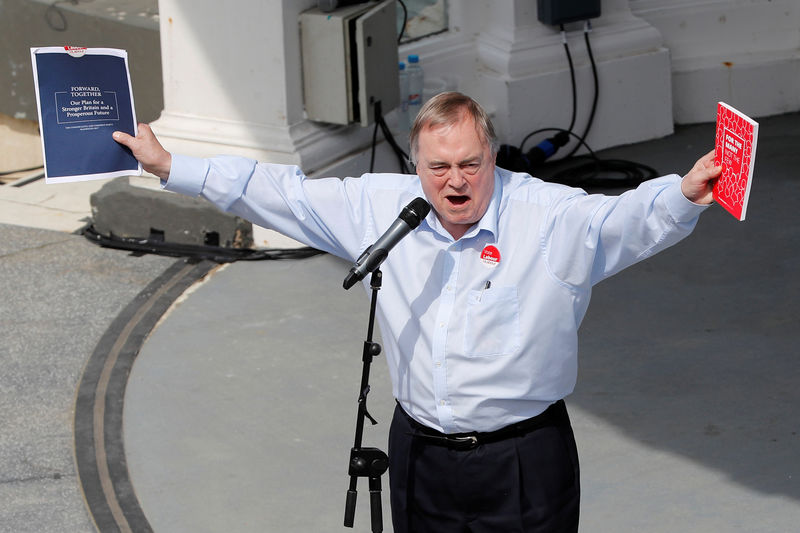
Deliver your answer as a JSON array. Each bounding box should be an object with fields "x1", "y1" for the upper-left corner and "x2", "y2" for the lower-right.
[
  {"x1": 439, "y1": 323, "x2": 445, "y2": 328},
  {"x1": 440, "y1": 400, "x2": 446, "y2": 406},
  {"x1": 435, "y1": 361, "x2": 442, "y2": 367}
]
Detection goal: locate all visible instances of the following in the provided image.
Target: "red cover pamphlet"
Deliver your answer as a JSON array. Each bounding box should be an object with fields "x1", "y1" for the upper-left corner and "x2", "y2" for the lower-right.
[{"x1": 713, "y1": 102, "x2": 758, "y2": 221}]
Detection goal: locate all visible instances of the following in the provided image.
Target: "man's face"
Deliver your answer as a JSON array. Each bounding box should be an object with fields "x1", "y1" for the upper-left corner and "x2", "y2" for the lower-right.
[{"x1": 416, "y1": 114, "x2": 496, "y2": 241}]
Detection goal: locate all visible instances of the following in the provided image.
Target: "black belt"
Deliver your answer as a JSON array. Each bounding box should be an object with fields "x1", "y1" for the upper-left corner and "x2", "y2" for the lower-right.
[{"x1": 401, "y1": 400, "x2": 568, "y2": 451}]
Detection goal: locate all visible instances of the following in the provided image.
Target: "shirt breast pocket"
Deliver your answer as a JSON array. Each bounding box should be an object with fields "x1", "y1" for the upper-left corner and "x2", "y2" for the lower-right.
[{"x1": 464, "y1": 286, "x2": 521, "y2": 357}]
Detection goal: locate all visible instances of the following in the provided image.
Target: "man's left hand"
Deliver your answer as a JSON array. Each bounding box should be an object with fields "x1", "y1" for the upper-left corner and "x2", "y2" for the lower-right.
[{"x1": 681, "y1": 149, "x2": 722, "y2": 205}]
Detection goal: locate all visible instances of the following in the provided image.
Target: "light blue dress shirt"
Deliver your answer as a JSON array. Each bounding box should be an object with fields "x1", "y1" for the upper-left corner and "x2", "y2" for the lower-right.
[{"x1": 166, "y1": 154, "x2": 708, "y2": 433}]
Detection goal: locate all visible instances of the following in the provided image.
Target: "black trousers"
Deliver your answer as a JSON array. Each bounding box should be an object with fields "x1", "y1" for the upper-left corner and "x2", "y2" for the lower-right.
[{"x1": 388, "y1": 401, "x2": 580, "y2": 533}]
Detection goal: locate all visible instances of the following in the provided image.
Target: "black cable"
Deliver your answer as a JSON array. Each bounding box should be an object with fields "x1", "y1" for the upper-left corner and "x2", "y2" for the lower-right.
[
  {"x1": 546, "y1": 156, "x2": 658, "y2": 189},
  {"x1": 45, "y1": 0, "x2": 78, "y2": 32},
  {"x1": 500, "y1": 20, "x2": 658, "y2": 190},
  {"x1": 369, "y1": 115, "x2": 380, "y2": 173},
  {"x1": 397, "y1": 0, "x2": 408, "y2": 43},
  {"x1": 560, "y1": 25, "x2": 577, "y2": 134},
  {"x1": 551, "y1": 21, "x2": 655, "y2": 187},
  {"x1": 369, "y1": 101, "x2": 411, "y2": 174},
  {"x1": 515, "y1": 27, "x2": 576, "y2": 158},
  {"x1": 583, "y1": 23, "x2": 599, "y2": 141},
  {"x1": 563, "y1": 21, "x2": 599, "y2": 160},
  {"x1": 82, "y1": 224, "x2": 324, "y2": 263},
  {"x1": 516, "y1": 127, "x2": 657, "y2": 188},
  {"x1": 519, "y1": 26, "x2": 581, "y2": 157},
  {"x1": 520, "y1": 127, "x2": 596, "y2": 161},
  {"x1": 378, "y1": 114, "x2": 410, "y2": 174}
]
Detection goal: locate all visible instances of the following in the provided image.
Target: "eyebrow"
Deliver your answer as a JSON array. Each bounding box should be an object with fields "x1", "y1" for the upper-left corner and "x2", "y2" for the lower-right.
[{"x1": 427, "y1": 155, "x2": 483, "y2": 167}]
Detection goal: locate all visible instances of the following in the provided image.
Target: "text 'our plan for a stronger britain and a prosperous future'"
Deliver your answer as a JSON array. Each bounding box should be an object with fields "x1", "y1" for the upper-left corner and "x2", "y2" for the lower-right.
[{"x1": 31, "y1": 46, "x2": 141, "y2": 184}]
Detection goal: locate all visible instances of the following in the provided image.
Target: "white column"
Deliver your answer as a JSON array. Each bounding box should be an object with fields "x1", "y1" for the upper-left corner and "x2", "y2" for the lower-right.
[
  {"x1": 151, "y1": 0, "x2": 375, "y2": 173},
  {"x1": 469, "y1": 0, "x2": 674, "y2": 152}
]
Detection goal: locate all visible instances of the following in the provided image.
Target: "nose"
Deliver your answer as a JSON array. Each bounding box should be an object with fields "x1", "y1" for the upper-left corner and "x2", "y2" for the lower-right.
[{"x1": 447, "y1": 168, "x2": 467, "y2": 190}]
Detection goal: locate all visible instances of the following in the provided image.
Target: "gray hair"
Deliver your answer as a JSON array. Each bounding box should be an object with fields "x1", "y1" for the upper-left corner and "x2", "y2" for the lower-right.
[{"x1": 408, "y1": 91, "x2": 499, "y2": 165}]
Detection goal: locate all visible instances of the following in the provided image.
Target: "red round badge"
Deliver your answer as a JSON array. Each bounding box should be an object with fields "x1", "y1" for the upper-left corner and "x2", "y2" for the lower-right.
[
  {"x1": 64, "y1": 46, "x2": 87, "y2": 58},
  {"x1": 480, "y1": 245, "x2": 501, "y2": 267}
]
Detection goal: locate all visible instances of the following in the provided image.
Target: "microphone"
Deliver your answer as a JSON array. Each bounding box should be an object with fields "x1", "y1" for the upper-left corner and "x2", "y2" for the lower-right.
[{"x1": 343, "y1": 197, "x2": 430, "y2": 290}]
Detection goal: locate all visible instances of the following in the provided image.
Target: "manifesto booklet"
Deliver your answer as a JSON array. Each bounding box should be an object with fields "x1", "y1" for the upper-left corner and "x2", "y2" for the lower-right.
[
  {"x1": 713, "y1": 102, "x2": 758, "y2": 221},
  {"x1": 31, "y1": 46, "x2": 141, "y2": 184}
]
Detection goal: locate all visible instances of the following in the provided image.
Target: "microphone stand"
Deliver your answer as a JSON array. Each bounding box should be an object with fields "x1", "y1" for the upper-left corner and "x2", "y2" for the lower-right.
[{"x1": 343, "y1": 269, "x2": 389, "y2": 532}]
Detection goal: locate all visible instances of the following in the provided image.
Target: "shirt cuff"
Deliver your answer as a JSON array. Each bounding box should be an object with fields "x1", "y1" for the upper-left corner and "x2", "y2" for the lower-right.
[
  {"x1": 161, "y1": 153, "x2": 209, "y2": 197},
  {"x1": 663, "y1": 174, "x2": 710, "y2": 223}
]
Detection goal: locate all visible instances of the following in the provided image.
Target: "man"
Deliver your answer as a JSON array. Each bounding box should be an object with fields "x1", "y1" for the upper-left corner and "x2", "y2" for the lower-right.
[{"x1": 114, "y1": 92, "x2": 721, "y2": 532}]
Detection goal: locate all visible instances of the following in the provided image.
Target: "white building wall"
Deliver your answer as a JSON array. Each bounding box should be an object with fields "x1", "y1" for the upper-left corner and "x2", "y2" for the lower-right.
[
  {"x1": 465, "y1": 0, "x2": 674, "y2": 153},
  {"x1": 631, "y1": 0, "x2": 800, "y2": 123},
  {"x1": 144, "y1": 0, "x2": 800, "y2": 172}
]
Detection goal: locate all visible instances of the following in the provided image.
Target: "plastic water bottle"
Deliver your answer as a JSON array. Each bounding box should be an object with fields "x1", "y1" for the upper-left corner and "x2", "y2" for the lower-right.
[
  {"x1": 397, "y1": 61, "x2": 410, "y2": 136},
  {"x1": 406, "y1": 54, "x2": 424, "y2": 126}
]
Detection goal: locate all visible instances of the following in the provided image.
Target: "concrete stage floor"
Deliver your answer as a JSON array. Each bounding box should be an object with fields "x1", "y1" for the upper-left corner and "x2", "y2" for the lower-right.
[{"x1": 2, "y1": 112, "x2": 798, "y2": 532}]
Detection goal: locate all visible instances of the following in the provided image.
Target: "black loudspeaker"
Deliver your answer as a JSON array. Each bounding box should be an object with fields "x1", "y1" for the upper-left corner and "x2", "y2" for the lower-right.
[
  {"x1": 537, "y1": 0, "x2": 601, "y2": 26},
  {"x1": 318, "y1": 0, "x2": 371, "y2": 13}
]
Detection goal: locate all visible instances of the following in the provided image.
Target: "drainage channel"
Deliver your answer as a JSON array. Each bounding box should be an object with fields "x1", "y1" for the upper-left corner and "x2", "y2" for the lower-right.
[{"x1": 73, "y1": 258, "x2": 217, "y2": 533}]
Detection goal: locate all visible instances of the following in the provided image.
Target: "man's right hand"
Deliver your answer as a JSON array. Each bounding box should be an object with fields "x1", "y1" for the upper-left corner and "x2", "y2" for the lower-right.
[{"x1": 113, "y1": 123, "x2": 172, "y2": 181}]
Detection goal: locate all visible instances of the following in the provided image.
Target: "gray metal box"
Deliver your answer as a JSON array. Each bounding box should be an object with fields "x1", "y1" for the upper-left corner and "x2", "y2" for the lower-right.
[{"x1": 301, "y1": 0, "x2": 399, "y2": 126}]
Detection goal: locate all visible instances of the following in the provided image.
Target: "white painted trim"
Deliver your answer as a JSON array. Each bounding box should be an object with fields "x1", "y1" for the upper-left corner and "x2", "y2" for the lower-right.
[{"x1": 151, "y1": 111, "x2": 379, "y2": 172}]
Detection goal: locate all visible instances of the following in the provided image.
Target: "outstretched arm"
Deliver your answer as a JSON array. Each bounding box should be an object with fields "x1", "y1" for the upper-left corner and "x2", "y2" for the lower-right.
[
  {"x1": 112, "y1": 123, "x2": 172, "y2": 180},
  {"x1": 681, "y1": 149, "x2": 722, "y2": 204}
]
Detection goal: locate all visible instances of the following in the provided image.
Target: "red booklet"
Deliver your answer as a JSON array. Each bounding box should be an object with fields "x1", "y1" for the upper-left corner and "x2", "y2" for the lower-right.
[{"x1": 713, "y1": 102, "x2": 758, "y2": 221}]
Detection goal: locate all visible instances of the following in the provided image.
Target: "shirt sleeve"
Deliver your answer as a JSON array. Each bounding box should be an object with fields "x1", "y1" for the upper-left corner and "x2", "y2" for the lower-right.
[
  {"x1": 543, "y1": 174, "x2": 709, "y2": 288},
  {"x1": 163, "y1": 153, "x2": 374, "y2": 260}
]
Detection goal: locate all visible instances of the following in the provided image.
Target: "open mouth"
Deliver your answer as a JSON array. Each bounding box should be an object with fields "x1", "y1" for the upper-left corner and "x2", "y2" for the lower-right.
[{"x1": 447, "y1": 195, "x2": 470, "y2": 206}]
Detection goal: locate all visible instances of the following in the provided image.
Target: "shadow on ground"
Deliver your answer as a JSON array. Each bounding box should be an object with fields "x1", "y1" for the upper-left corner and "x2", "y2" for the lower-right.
[{"x1": 572, "y1": 113, "x2": 800, "y2": 503}]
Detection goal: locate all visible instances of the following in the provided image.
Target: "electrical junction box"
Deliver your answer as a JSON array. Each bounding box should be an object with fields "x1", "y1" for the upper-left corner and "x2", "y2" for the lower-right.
[
  {"x1": 301, "y1": 0, "x2": 399, "y2": 127},
  {"x1": 537, "y1": 0, "x2": 601, "y2": 26}
]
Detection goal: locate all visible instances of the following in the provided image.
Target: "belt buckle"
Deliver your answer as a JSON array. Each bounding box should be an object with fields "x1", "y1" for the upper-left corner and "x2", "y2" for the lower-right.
[{"x1": 451, "y1": 435, "x2": 479, "y2": 450}]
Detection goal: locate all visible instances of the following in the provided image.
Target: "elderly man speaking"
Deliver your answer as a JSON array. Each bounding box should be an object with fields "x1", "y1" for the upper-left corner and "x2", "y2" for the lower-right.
[{"x1": 115, "y1": 91, "x2": 720, "y2": 533}]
